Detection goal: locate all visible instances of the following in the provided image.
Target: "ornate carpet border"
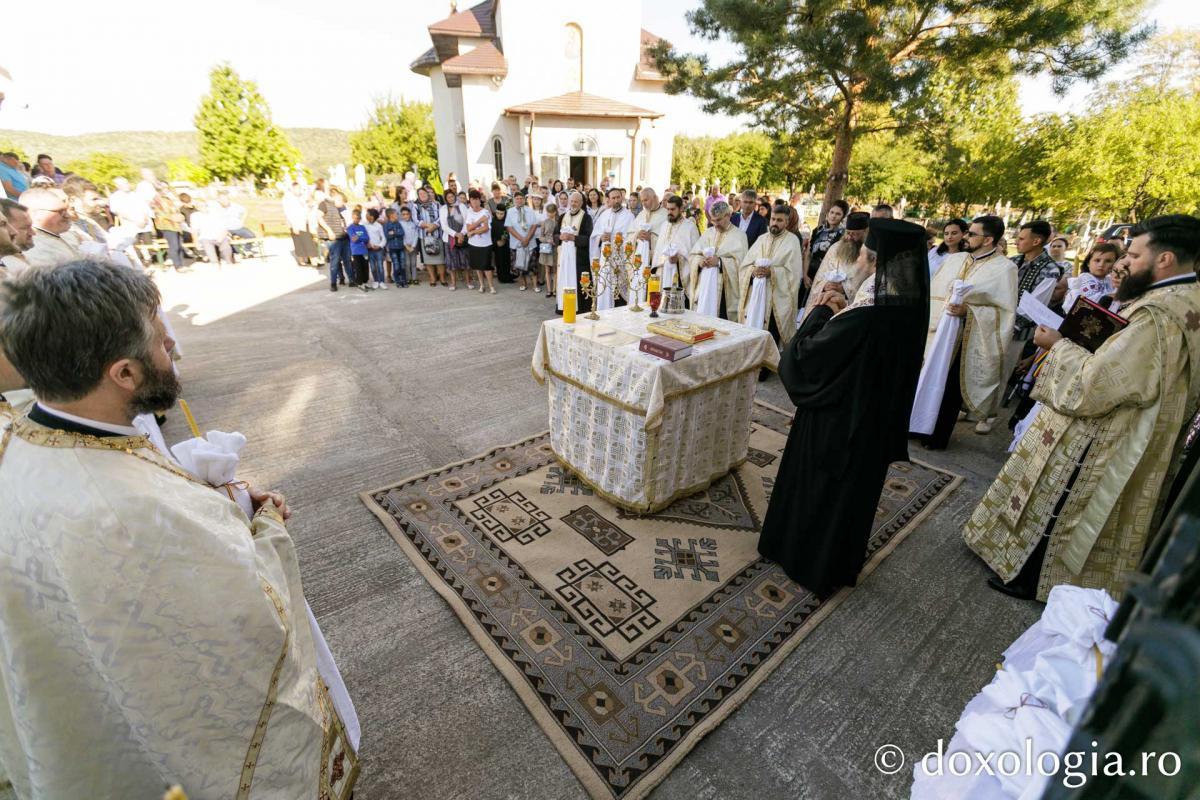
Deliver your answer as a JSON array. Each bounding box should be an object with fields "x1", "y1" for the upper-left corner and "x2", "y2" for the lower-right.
[{"x1": 359, "y1": 408, "x2": 964, "y2": 800}]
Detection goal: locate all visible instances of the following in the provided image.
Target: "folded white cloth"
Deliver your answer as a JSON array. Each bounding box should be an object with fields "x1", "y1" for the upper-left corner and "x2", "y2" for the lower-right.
[
  {"x1": 695, "y1": 267, "x2": 722, "y2": 317},
  {"x1": 910, "y1": 280, "x2": 973, "y2": 434},
  {"x1": 171, "y1": 431, "x2": 254, "y2": 518},
  {"x1": 739, "y1": 272, "x2": 768, "y2": 328}
]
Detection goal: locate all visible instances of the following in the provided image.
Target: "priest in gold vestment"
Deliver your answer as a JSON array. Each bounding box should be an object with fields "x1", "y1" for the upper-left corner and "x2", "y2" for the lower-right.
[
  {"x1": 964, "y1": 216, "x2": 1200, "y2": 601},
  {"x1": 686, "y1": 200, "x2": 747, "y2": 321},
  {"x1": 737, "y1": 205, "x2": 805, "y2": 344},
  {"x1": 920, "y1": 215, "x2": 1017, "y2": 448},
  {"x1": 0, "y1": 261, "x2": 357, "y2": 799}
]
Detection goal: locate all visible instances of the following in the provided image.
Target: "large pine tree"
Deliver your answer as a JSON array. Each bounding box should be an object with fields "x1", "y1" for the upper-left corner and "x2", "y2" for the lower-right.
[
  {"x1": 652, "y1": 0, "x2": 1151, "y2": 218},
  {"x1": 194, "y1": 63, "x2": 299, "y2": 183}
]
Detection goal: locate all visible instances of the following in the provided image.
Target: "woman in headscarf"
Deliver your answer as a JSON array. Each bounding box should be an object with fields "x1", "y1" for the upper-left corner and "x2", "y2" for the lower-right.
[
  {"x1": 413, "y1": 186, "x2": 446, "y2": 287},
  {"x1": 758, "y1": 218, "x2": 930, "y2": 599}
]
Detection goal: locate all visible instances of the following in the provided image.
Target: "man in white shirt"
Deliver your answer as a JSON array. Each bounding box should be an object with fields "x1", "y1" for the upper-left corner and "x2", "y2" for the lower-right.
[
  {"x1": 189, "y1": 199, "x2": 233, "y2": 265},
  {"x1": 216, "y1": 191, "x2": 255, "y2": 255},
  {"x1": 505, "y1": 191, "x2": 539, "y2": 292}
]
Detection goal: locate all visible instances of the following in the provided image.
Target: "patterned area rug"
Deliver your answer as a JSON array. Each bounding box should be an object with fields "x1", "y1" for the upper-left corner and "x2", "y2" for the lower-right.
[{"x1": 361, "y1": 400, "x2": 961, "y2": 800}]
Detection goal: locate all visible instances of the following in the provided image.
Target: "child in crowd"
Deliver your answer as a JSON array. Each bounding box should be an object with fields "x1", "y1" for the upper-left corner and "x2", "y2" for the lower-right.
[
  {"x1": 1062, "y1": 242, "x2": 1120, "y2": 313},
  {"x1": 346, "y1": 210, "x2": 371, "y2": 291},
  {"x1": 384, "y1": 208, "x2": 407, "y2": 287},
  {"x1": 365, "y1": 208, "x2": 387, "y2": 290},
  {"x1": 400, "y1": 206, "x2": 419, "y2": 286}
]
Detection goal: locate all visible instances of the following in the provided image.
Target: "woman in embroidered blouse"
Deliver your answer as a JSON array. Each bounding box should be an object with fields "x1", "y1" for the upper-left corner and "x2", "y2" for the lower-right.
[{"x1": 440, "y1": 188, "x2": 473, "y2": 291}]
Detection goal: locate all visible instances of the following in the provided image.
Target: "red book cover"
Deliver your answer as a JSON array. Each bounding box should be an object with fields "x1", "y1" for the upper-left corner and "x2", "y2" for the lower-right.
[
  {"x1": 639, "y1": 335, "x2": 693, "y2": 361},
  {"x1": 1060, "y1": 296, "x2": 1129, "y2": 352}
]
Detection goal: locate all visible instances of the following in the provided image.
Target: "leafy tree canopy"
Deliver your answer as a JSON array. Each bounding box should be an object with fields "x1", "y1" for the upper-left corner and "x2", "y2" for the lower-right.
[
  {"x1": 194, "y1": 63, "x2": 299, "y2": 183},
  {"x1": 349, "y1": 97, "x2": 439, "y2": 182},
  {"x1": 61, "y1": 152, "x2": 134, "y2": 191}
]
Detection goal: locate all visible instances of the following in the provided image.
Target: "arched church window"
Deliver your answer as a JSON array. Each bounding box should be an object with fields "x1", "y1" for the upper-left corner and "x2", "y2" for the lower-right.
[
  {"x1": 565, "y1": 23, "x2": 583, "y2": 92},
  {"x1": 492, "y1": 137, "x2": 504, "y2": 177},
  {"x1": 639, "y1": 139, "x2": 651, "y2": 182}
]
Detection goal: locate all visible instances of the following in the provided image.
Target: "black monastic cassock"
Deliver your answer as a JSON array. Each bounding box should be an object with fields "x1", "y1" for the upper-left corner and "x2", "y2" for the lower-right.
[
  {"x1": 758, "y1": 218, "x2": 930, "y2": 599},
  {"x1": 554, "y1": 208, "x2": 595, "y2": 313}
]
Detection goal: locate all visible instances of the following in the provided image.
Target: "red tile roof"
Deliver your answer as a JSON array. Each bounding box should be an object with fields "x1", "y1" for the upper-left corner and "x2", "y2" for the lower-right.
[
  {"x1": 442, "y1": 41, "x2": 507, "y2": 77},
  {"x1": 428, "y1": 0, "x2": 497, "y2": 36},
  {"x1": 637, "y1": 29, "x2": 667, "y2": 81},
  {"x1": 505, "y1": 91, "x2": 662, "y2": 119}
]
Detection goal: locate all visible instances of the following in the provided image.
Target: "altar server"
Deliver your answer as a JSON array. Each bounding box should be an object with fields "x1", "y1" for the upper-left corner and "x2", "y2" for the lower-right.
[
  {"x1": 554, "y1": 190, "x2": 594, "y2": 314},
  {"x1": 758, "y1": 218, "x2": 930, "y2": 598},
  {"x1": 652, "y1": 193, "x2": 700, "y2": 293},
  {"x1": 738, "y1": 205, "x2": 805, "y2": 344},
  {"x1": 686, "y1": 199, "x2": 747, "y2": 320},
  {"x1": 0, "y1": 260, "x2": 358, "y2": 800}
]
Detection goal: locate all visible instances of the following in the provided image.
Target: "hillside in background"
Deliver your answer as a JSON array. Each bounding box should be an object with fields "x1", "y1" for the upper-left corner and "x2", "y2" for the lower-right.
[{"x1": 0, "y1": 128, "x2": 352, "y2": 176}]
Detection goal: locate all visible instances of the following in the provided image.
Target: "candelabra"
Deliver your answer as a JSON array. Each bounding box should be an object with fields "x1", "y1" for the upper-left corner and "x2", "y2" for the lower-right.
[{"x1": 577, "y1": 259, "x2": 611, "y2": 320}]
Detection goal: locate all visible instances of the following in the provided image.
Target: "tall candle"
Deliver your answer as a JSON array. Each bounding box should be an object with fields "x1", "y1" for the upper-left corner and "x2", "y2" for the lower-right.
[{"x1": 563, "y1": 289, "x2": 577, "y2": 324}]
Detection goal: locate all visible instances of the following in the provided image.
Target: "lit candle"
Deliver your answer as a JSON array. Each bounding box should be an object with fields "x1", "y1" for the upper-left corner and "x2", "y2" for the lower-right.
[
  {"x1": 563, "y1": 289, "x2": 577, "y2": 323},
  {"x1": 642, "y1": 266, "x2": 650, "y2": 279},
  {"x1": 580, "y1": 271, "x2": 591, "y2": 286}
]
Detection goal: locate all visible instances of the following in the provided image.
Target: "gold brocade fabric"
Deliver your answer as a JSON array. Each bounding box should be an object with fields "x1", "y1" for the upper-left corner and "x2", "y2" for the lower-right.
[
  {"x1": 0, "y1": 413, "x2": 348, "y2": 798},
  {"x1": 927, "y1": 250, "x2": 1017, "y2": 418},
  {"x1": 687, "y1": 224, "x2": 748, "y2": 320},
  {"x1": 736, "y1": 232, "x2": 804, "y2": 341},
  {"x1": 531, "y1": 307, "x2": 779, "y2": 511},
  {"x1": 963, "y1": 281, "x2": 1200, "y2": 601}
]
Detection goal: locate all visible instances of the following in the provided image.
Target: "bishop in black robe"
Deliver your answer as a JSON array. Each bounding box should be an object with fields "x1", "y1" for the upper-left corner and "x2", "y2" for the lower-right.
[{"x1": 758, "y1": 218, "x2": 930, "y2": 599}]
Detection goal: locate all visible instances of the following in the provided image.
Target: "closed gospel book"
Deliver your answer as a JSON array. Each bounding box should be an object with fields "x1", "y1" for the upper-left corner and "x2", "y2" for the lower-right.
[
  {"x1": 1059, "y1": 295, "x2": 1129, "y2": 352},
  {"x1": 645, "y1": 319, "x2": 716, "y2": 344},
  {"x1": 640, "y1": 334, "x2": 693, "y2": 361}
]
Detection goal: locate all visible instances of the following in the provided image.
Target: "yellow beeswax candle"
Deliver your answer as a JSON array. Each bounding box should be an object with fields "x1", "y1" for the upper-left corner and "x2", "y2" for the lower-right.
[{"x1": 563, "y1": 289, "x2": 577, "y2": 323}]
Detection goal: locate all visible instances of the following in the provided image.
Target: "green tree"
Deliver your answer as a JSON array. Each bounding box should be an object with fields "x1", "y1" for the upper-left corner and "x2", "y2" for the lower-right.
[
  {"x1": 194, "y1": 63, "x2": 299, "y2": 183},
  {"x1": 653, "y1": 0, "x2": 1149, "y2": 218},
  {"x1": 670, "y1": 134, "x2": 716, "y2": 189},
  {"x1": 1042, "y1": 90, "x2": 1200, "y2": 221},
  {"x1": 61, "y1": 152, "x2": 134, "y2": 191},
  {"x1": 711, "y1": 131, "x2": 772, "y2": 189},
  {"x1": 349, "y1": 97, "x2": 439, "y2": 179},
  {"x1": 166, "y1": 157, "x2": 210, "y2": 186}
]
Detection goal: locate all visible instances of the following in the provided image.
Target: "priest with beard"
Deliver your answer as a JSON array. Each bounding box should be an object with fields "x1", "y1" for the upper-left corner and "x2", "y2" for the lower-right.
[
  {"x1": 589, "y1": 187, "x2": 635, "y2": 310},
  {"x1": 801, "y1": 211, "x2": 870, "y2": 320},
  {"x1": 652, "y1": 193, "x2": 701, "y2": 295},
  {"x1": 0, "y1": 260, "x2": 358, "y2": 799},
  {"x1": 554, "y1": 190, "x2": 594, "y2": 314},
  {"x1": 965, "y1": 214, "x2": 1200, "y2": 601},
  {"x1": 758, "y1": 218, "x2": 930, "y2": 599},
  {"x1": 737, "y1": 205, "x2": 804, "y2": 346}
]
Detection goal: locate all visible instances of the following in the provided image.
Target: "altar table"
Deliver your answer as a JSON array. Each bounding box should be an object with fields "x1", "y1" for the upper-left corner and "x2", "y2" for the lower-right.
[{"x1": 531, "y1": 308, "x2": 780, "y2": 512}]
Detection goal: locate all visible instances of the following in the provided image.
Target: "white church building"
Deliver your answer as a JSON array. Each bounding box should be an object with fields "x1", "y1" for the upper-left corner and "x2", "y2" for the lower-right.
[{"x1": 412, "y1": 0, "x2": 676, "y2": 191}]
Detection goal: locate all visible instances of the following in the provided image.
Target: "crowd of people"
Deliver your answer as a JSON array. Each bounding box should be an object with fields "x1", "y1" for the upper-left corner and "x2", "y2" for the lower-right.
[
  {"x1": 2, "y1": 136, "x2": 1200, "y2": 798},
  {"x1": 0, "y1": 153, "x2": 262, "y2": 274}
]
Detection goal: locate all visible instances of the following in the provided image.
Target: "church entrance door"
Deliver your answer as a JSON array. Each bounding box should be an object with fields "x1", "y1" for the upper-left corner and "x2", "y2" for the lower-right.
[{"x1": 569, "y1": 156, "x2": 587, "y2": 187}]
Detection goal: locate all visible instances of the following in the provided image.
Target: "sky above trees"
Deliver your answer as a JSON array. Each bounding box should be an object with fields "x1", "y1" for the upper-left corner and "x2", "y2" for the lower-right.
[{"x1": 1, "y1": 0, "x2": 1197, "y2": 136}]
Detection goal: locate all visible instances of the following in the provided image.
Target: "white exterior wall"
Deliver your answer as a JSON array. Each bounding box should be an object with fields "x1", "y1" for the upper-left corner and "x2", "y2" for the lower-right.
[{"x1": 425, "y1": 0, "x2": 675, "y2": 191}]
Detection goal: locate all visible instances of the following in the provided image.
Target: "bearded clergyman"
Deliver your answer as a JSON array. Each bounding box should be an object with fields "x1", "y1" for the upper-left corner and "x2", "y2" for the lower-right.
[
  {"x1": 651, "y1": 193, "x2": 700, "y2": 295},
  {"x1": 964, "y1": 215, "x2": 1200, "y2": 601},
  {"x1": 801, "y1": 210, "x2": 870, "y2": 320},
  {"x1": 0, "y1": 260, "x2": 358, "y2": 798},
  {"x1": 738, "y1": 205, "x2": 805, "y2": 345}
]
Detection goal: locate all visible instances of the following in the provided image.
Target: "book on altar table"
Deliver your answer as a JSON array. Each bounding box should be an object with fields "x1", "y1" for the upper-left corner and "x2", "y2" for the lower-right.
[
  {"x1": 645, "y1": 319, "x2": 716, "y2": 344},
  {"x1": 1059, "y1": 295, "x2": 1129, "y2": 352},
  {"x1": 640, "y1": 335, "x2": 693, "y2": 361}
]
